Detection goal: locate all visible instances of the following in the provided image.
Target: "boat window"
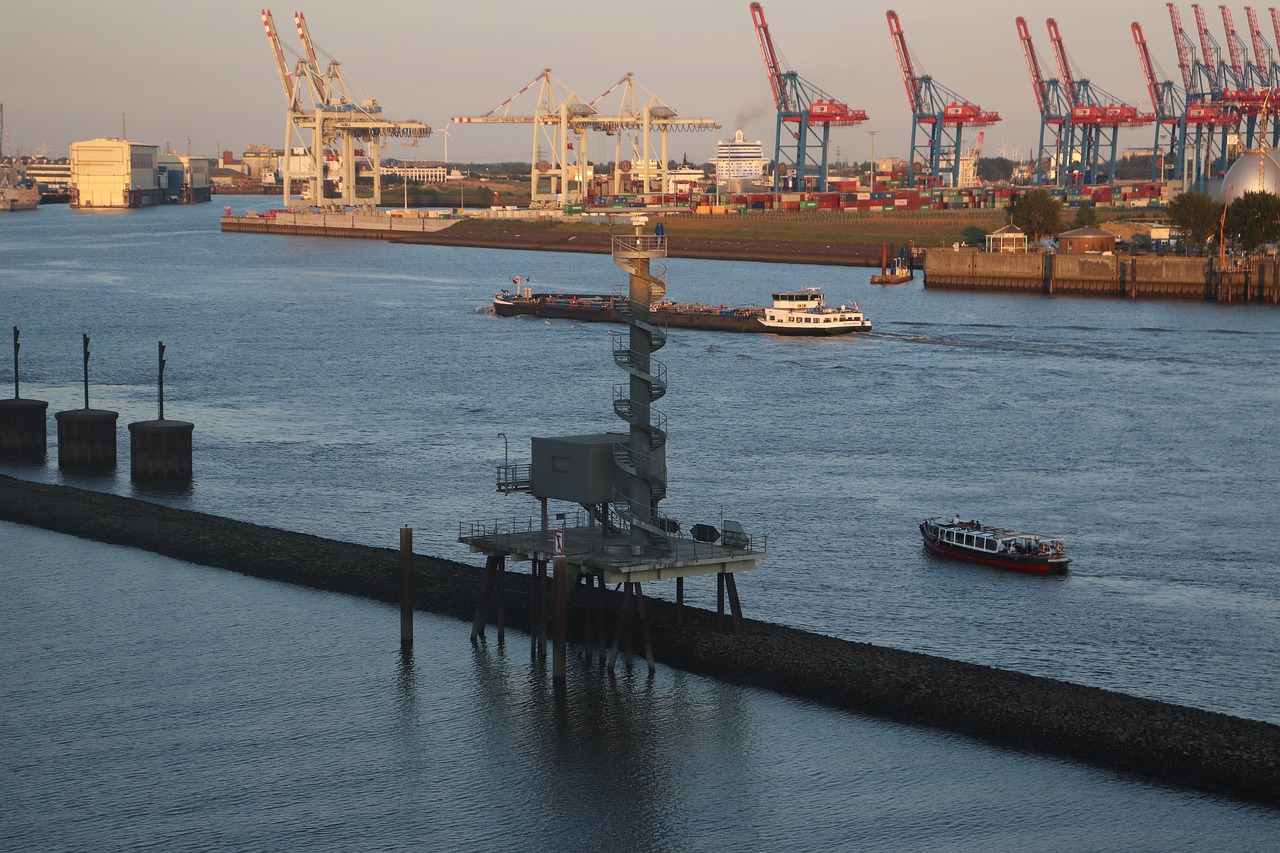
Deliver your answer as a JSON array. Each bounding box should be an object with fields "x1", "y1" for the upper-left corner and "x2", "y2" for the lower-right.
[
  {"x1": 986, "y1": 539, "x2": 997, "y2": 551},
  {"x1": 964, "y1": 534, "x2": 973, "y2": 547}
]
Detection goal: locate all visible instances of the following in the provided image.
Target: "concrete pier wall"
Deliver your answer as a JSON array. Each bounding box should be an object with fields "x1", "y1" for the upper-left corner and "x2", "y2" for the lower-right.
[
  {"x1": 1, "y1": 473, "x2": 1277, "y2": 808},
  {"x1": 926, "y1": 250, "x2": 1280, "y2": 303}
]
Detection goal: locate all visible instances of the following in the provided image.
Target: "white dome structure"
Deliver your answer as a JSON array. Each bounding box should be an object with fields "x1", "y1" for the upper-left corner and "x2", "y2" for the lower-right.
[{"x1": 1218, "y1": 148, "x2": 1280, "y2": 202}]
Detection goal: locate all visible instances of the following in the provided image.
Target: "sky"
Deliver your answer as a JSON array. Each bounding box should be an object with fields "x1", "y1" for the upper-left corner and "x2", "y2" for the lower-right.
[{"x1": 0, "y1": 1, "x2": 1248, "y2": 166}]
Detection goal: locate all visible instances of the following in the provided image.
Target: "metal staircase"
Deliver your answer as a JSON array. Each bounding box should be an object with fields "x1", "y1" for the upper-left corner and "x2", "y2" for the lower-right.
[{"x1": 609, "y1": 231, "x2": 671, "y2": 549}]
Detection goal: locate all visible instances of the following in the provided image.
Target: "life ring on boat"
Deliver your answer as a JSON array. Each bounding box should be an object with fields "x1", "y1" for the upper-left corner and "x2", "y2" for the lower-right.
[
  {"x1": 1053, "y1": 541, "x2": 1064, "y2": 554},
  {"x1": 1038, "y1": 543, "x2": 1050, "y2": 555}
]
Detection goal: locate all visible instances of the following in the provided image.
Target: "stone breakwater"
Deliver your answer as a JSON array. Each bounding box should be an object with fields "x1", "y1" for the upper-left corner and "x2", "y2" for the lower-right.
[{"x1": 3, "y1": 472, "x2": 1277, "y2": 808}]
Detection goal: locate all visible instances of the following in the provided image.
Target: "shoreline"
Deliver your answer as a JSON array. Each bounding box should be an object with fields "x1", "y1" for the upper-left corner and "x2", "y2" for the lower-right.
[{"x1": 2, "y1": 472, "x2": 1277, "y2": 808}]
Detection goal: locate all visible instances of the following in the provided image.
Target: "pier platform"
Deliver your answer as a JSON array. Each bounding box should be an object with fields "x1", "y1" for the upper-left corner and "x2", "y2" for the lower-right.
[{"x1": 459, "y1": 509, "x2": 765, "y2": 584}]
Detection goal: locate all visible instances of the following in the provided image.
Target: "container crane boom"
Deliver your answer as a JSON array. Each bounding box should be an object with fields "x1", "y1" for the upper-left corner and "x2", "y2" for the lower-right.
[
  {"x1": 750, "y1": 2, "x2": 787, "y2": 112},
  {"x1": 1046, "y1": 18, "x2": 1078, "y2": 107},
  {"x1": 1016, "y1": 16, "x2": 1050, "y2": 115},
  {"x1": 1194, "y1": 4, "x2": 1222, "y2": 76},
  {"x1": 887, "y1": 10, "x2": 921, "y2": 113},
  {"x1": 294, "y1": 11, "x2": 329, "y2": 106},
  {"x1": 1245, "y1": 7, "x2": 1276, "y2": 84},
  {"x1": 261, "y1": 9, "x2": 296, "y2": 109},
  {"x1": 1272, "y1": 7, "x2": 1280, "y2": 71},
  {"x1": 1168, "y1": 3, "x2": 1198, "y2": 90},
  {"x1": 1221, "y1": 6, "x2": 1250, "y2": 82},
  {"x1": 1133, "y1": 21, "x2": 1166, "y2": 113}
]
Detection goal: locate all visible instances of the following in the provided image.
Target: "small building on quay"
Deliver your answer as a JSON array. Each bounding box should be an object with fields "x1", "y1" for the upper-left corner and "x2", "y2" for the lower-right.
[
  {"x1": 1058, "y1": 226, "x2": 1116, "y2": 255},
  {"x1": 985, "y1": 223, "x2": 1029, "y2": 253},
  {"x1": 70, "y1": 138, "x2": 210, "y2": 208}
]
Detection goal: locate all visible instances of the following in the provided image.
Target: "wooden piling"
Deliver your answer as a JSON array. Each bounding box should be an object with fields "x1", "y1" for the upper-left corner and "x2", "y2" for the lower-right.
[{"x1": 399, "y1": 527, "x2": 413, "y2": 648}]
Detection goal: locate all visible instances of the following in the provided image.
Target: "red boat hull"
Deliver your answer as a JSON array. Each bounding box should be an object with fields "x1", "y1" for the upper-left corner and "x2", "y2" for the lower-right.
[{"x1": 921, "y1": 528, "x2": 1069, "y2": 574}]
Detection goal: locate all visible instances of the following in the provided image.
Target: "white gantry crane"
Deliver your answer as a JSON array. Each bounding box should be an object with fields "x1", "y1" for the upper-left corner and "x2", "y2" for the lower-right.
[
  {"x1": 586, "y1": 73, "x2": 720, "y2": 198},
  {"x1": 453, "y1": 69, "x2": 719, "y2": 207},
  {"x1": 261, "y1": 9, "x2": 431, "y2": 207},
  {"x1": 451, "y1": 68, "x2": 597, "y2": 207}
]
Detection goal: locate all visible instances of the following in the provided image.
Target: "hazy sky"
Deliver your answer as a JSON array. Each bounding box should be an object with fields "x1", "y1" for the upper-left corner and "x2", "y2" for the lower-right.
[{"x1": 0, "y1": 1, "x2": 1246, "y2": 164}]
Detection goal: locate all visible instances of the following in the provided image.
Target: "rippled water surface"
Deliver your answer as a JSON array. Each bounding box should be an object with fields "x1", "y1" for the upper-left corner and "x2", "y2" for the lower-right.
[{"x1": 2, "y1": 203, "x2": 1279, "y2": 846}]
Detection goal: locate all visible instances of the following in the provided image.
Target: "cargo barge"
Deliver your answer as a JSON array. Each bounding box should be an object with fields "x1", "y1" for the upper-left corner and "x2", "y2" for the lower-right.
[{"x1": 494, "y1": 281, "x2": 870, "y2": 335}]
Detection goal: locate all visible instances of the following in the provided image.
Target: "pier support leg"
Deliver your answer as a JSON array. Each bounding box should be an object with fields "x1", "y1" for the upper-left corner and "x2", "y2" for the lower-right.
[
  {"x1": 633, "y1": 582, "x2": 656, "y2": 676},
  {"x1": 471, "y1": 554, "x2": 501, "y2": 643},
  {"x1": 717, "y1": 571, "x2": 726, "y2": 632},
  {"x1": 552, "y1": 556, "x2": 567, "y2": 683},
  {"x1": 597, "y1": 576, "x2": 608, "y2": 668},
  {"x1": 496, "y1": 557, "x2": 506, "y2": 645},
  {"x1": 609, "y1": 582, "x2": 636, "y2": 672},
  {"x1": 580, "y1": 574, "x2": 593, "y2": 664},
  {"x1": 676, "y1": 576, "x2": 684, "y2": 624},
  {"x1": 725, "y1": 572, "x2": 744, "y2": 634}
]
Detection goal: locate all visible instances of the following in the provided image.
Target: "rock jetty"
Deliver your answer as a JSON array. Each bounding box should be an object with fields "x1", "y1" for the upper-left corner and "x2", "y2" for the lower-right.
[{"x1": 2, "y1": 473, "x2": 1277, "y2": 808}]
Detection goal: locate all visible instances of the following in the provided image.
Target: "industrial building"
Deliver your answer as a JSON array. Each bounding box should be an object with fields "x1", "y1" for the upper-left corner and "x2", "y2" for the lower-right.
[{"x1": 70, "y1": 138, "x2": 210, "y2": 208}]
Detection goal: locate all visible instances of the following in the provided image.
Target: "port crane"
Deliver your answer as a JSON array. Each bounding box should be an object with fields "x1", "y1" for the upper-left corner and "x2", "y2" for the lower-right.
[
  {"x1": 260, "y1": 9, "x2": 431, "y2": 207},
  {"x1": 887, "y1": 9, "x2": 999, "y2": 187},
  {"x1": 750, "y1": 2, "x2": 866, "y2": 192},
  {"x1": 1195, "y1": 4, "x2": 1269, "y2": 147},
  {"x1": 1133, "y1": 20, "x2": 1233, "y2": 185},
  {"x1": 1047, "y1": 18, "x2": 1155, "y2": 186},
  {"x1": 586, "y1": 73, "x2": 719, "y2": 199},
  {"x1": 451, "y1": 69, "x2": 597, "y2": 206},
  {"x1": 1167, "y1": 3, "x2": 1236, "y2": 187},
  {"x1": 1016, "y1": 16, "x2": 1071, "y2": 185}
]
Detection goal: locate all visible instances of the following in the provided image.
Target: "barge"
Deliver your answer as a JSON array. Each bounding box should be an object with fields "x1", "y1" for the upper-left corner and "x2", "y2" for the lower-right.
[{"x1": 494, "y1": 281, "x2": 870, "y2": 335}]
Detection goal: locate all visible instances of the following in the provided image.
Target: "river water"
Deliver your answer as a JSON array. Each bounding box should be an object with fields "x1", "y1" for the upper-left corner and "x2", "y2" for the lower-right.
[{"x1": 2, "y1": 202, "x2": 1278, "y2": 848}]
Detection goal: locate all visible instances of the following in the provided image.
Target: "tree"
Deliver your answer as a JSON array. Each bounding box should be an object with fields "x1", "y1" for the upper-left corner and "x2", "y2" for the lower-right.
[
  {"x1": 1166, "y1": 190, "x2": 1221, "y2": 255},
  {"x1": 1072, "y1": 203, "x2": 1098, "y2": 228},
  {"x1": 1223, "y1": 190, "x2": 1280, "y2": 253},
  {"x1": 1010, "y1": 188, "x2": 1063, "y2": 243},
  {"x1": 959, "y1": 225, "x2": 986, "y2": 246}
]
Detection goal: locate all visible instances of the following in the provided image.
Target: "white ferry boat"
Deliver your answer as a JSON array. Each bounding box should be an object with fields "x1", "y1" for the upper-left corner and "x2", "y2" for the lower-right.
[{"x1": 758, "y1": 288, "x2": 871, "y2": 335}]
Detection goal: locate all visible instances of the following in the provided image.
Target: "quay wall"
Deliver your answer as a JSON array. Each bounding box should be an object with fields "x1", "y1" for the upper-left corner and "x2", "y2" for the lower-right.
[
  {"x1": 2, "y1": 473, "x2": 1278, "y2": 808},
  {"x1": 926, "y1": 249, "x2": 1280, "y2": 303},
  {"x1": 221, "y1": 211, "x2": 460, "y2": 240}
]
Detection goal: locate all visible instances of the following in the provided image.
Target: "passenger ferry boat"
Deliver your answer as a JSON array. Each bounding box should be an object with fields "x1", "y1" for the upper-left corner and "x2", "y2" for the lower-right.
[
  {"x1": 920, "y1": 516, "x2": 1070, "y2": 574},
  {"x1": 758, "y1": 288, "x2": 871, "y2": 335}
]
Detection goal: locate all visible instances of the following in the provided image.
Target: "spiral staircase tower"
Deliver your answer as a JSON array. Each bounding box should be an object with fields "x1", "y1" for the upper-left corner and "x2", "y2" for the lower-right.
[{"x1": 610, "y1": 225, "x2": 670, "y2": 555}]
